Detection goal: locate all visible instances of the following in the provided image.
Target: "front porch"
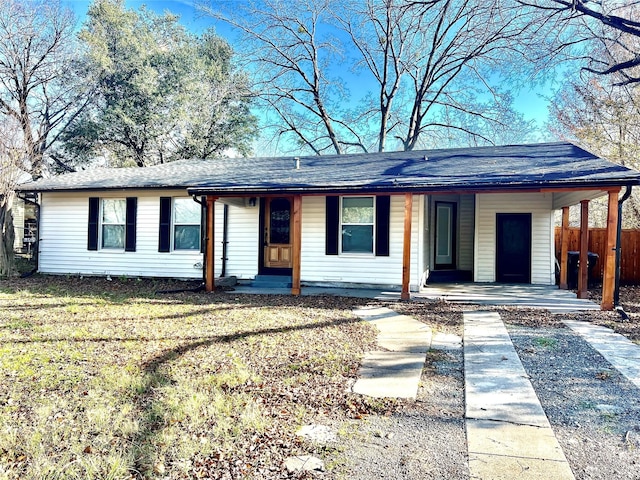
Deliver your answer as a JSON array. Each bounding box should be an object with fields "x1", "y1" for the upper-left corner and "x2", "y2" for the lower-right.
[{"x1": 227, "y1": 282, "x2": 598, "y2": 312}]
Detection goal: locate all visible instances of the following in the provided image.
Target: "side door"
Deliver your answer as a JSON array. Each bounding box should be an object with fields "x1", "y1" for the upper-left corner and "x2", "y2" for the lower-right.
[{"x1": 496, "y1": 213, "x2": 531, "y2": 283}]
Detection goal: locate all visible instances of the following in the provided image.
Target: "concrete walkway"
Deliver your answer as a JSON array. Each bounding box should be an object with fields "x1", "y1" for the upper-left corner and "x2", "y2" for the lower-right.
[
  {"x1": 464, "y1": 311, "x2": 575, "y2": 479},
  {"x1": 564, "y1": 320, "x2": 640, "y2": 389},
  {"x1": 351, "y1": 306, "x2": 432, "y2": 399}
]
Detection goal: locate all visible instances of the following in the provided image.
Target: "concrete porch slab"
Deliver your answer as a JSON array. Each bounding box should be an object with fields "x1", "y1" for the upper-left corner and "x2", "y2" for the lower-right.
[
  {"x1": 228, "y1": 283, "x2": 598, "y2": 312},
  {"x1": 419, "y1": 283, "x2": 598, "y2": 312}
]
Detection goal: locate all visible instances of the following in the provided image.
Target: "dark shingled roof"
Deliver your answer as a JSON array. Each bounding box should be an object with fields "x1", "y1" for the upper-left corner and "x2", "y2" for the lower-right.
[{"x1": 18, "y1": 142, "x2": 640, "y2": 195}]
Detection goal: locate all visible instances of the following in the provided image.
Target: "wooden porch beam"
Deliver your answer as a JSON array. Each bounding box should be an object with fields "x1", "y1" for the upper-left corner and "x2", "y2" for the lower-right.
[
  {"x1": 291, "y1": 194, "x2": 302, "y2": 296},
  {"x1": 401, "y1": 193, "x2": 413, "y2": 300},
  {"x1": 559, "y1": 206, "x2": 570, "y2": 289},
  {"x1": 577, "y1": 200, "x2": 589, "y2": 299},
  {"x1": 205, "y1": 196, "x2": 217, "y2": 292},
  {"x1": 601, "y1": 188, "x2": 620, "y2": 310}
]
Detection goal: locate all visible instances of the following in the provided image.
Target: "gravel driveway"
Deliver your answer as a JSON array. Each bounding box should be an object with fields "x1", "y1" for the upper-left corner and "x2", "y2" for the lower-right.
[
  {"x1": 508, "y1": 322, "x2": 640, "y2": 480},
  {"x1": 338, "y1": 306, "x2": 640, "y2": 480}
]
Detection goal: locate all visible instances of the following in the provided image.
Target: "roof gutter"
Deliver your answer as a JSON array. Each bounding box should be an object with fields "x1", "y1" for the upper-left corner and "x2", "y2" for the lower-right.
[{"x1": 186, "y1": 180, "x2": 640, "y2": 198}]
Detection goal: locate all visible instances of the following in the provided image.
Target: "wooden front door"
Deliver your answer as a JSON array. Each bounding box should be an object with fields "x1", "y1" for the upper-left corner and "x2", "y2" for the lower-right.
[
  {"x1": 496, "y1": 213, "x2": 531, "y2": 283},
  {"x1": 264, "y1": 197, "x2": 293, "y2": 268}
]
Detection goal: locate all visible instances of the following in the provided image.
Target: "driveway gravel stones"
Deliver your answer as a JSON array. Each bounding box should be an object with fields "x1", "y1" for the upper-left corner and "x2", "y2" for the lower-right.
[
  {"x1": 507, "y1": 322, "x2": 640, "y2": 480},
  {"x1": 338, "y1": 307, "x2": 640, "y2": 480}
]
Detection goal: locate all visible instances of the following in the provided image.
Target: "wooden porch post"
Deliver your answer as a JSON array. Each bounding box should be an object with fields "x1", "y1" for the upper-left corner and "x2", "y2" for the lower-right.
[
  {"x1": 577, "y1": 200, "x2": 589, "y2": 299},
  {"x1": 291, "y1": 194, "x2": 302, "y2": 296},
  {"x1": 601, "y1": 189, "x2": 620, "y2": 310},
  {"x1": 205, "y1": 196, "x2": 216, "y2": 292},
  {"x1": 559, "y1": 206, "x2": 570, "y2": 289},
  {"x1": 401, "y1": 193, "x2": 413, "y2": 300}
]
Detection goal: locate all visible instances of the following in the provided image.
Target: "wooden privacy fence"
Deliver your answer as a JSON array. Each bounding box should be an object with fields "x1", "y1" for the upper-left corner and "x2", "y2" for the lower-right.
[{"x1": 554, "y1": 228, "x2": 640, "y2": 285}]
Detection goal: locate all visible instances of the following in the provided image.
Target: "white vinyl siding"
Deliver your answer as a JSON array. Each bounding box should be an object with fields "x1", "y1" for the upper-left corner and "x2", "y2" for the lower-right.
[
  {"x1": 39, "y1": 192, "x2": 262, "y2": 280},
  {"x1": 40, "y1": 190, "x2": 203, "y2": 279},
  {"x1": 474, "y1": 193, "x2": 555, "y2": 284},
  {"x1": 300, "y1": 195, "x2": 422, "y2": 289},
  {"x1": 214, "y1": 201, "x2": 259, "y2": 279},
  {"x1": 39, "y1": 192, "x2": 421, "y2": 287},
  {"x1": 458, "y1": 194, "x2": 475, "y2": 271}
]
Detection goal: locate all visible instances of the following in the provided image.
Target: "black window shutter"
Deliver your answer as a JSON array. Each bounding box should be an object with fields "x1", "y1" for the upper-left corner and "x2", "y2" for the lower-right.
[
  {"x1": 88, "y1": 197, "x2": 99, "y2": 251},
  {"x1": 325, "y1": 196, "x2": 339, "y2": 255},
  {"x1": 375, "y1": 195, "x2": 390, "y2": 257},
  {"x1": 159, "y1": 197, "x2": 171, "y2": 252},
  {"x1": 125, "y1": 197, "x2": 137, "y2": 252}
]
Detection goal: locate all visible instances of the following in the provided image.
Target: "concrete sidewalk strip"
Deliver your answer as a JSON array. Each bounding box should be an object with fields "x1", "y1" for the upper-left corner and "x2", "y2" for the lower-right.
[
  {"x1": 464, "y1": 311, "x2": 575, "y2": 480},
  {"x1": 564, "y1": 320, "x2": 640, "y2": 389},
  {"x1": 351, "y1": 306, "x2": 432, "y2": 399}
]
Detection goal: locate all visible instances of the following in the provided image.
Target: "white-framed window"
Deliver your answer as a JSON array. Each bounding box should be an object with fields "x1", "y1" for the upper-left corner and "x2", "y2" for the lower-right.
[
  {"x1": 173, "y1": 198, "x2": 201, "y2": 250},
  {"x1": 341, "y1": 196, "x2": 375, "y2": 254},
  {"x1": 101, "y1": 198, "x2": 126, "y2": 249}
]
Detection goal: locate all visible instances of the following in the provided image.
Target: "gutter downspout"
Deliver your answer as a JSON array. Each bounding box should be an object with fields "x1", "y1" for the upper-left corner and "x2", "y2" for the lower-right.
[
  {"x1": 192, "y1": 195, "x2": 207, "y2": 287},
  {"x1": 614, "y1": 185, "x2": 633, "y2": 319},
  {"x1": 221, "y1": 204, "x2": 229, "y2": 278},
  {"x1": 16, "y1": 192, "x2": 40, "y2": 278}
]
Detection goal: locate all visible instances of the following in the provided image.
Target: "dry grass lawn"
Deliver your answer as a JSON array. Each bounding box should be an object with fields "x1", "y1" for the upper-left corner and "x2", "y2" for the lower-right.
[
  {"x1": 2, "y1": 275, "x2": 638, "y2": 480},
  {"x1": 0, "y1": 277, "x2": 393, "y2": 479}
]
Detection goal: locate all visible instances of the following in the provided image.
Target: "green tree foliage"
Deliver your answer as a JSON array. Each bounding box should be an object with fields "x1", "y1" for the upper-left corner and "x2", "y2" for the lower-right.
[{"x1": 64, "y1": 0, "x2": 256, "y2": 167}]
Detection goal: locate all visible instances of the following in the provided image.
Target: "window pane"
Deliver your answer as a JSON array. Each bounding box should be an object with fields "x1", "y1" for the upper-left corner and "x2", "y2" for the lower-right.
[
  {"x1": 342, "y1": 225, "x2": 373, "y2": 253},
  {"x1": 102, "y1": 225, "x2": 125, "y2": 249},
  {"x1": 174, "y1": 198, "x2": 201, "y2": 224},
  {"x1": 342, "y1": 197, "x2": 374, "y2": 224},
  {"x1": 174, "y1": 225, "x2": 201, "y2": 250},
  {"x1": 269, "y1": 198, "x2": 291, "y2": 244},
  {"x1": 436, "y1": 205, "x2": 452, "y2": 257},
  {"x1": 102, "y1": 199, "x2": 125, "y2": 224}
]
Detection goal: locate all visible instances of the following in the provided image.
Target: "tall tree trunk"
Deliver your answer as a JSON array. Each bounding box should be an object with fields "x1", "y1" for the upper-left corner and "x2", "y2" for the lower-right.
[{"x1": 0, "y1": 193, "x2": 17, "y2": 278}]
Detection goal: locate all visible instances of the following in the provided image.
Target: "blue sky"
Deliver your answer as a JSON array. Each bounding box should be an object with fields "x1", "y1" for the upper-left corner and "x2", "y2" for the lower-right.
[
  {"x1": 63, "y1": 0, "x2": 554, "y2": 145},
  {"x1": 65, "y1": 0, "x2": 218, "y2": 32}
]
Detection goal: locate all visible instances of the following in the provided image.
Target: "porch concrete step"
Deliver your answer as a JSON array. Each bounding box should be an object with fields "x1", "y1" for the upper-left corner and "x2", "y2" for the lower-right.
[{"x1": 251, "y1": 275, "x2": 292, "y2": 288}]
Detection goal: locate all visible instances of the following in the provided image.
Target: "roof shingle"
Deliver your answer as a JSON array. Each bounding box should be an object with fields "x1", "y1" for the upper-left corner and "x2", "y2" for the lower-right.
[{"x1": 18, "y1": 142, "x2": 640, "y2": 195}]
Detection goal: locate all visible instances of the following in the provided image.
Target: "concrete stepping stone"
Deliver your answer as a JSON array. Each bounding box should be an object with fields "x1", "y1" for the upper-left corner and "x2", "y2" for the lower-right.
[
  {"x1": 564, "y1": 320, "x2": 640, "y2": 389},
  {"x1": 464, "y1": 311, "x2": 575, "y2": 480},
  {"x1": 352, "y1": 306, "x2": 432, "y2": 399}
]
